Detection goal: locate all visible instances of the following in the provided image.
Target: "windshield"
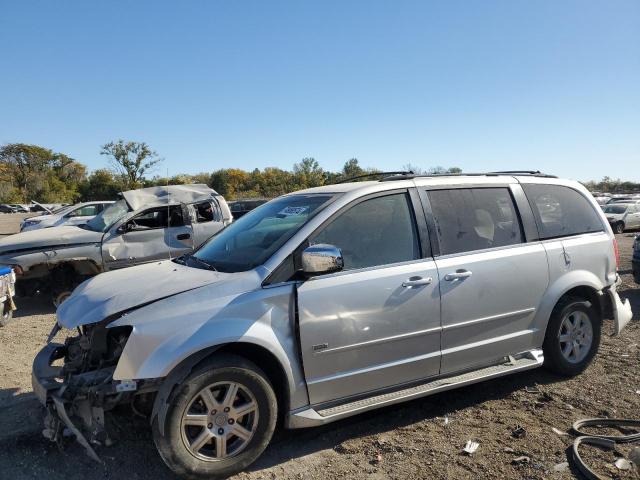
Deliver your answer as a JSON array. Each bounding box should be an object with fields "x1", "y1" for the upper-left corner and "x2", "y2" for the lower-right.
[
  {"x1": 83, "y1": 199, "x2": 130, "y2": 232},
  {"x1": 603, "y1": 205, "x2": 628, "y2": 214},
  {"x1": 190, "y1": 194, "x2": 335, "y2": 272}
]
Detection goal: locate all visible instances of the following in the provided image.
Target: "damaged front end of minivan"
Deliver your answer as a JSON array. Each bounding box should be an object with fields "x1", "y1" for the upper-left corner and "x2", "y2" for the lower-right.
[{"x1": 32, "y1": 320, "x2": 159, "y2": 461}]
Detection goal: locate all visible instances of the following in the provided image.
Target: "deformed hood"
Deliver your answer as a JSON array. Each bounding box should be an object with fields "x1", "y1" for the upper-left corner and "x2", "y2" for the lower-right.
[
  {"x1": 56, "y1": 260, "x2": 229, "y2": 328},
  {"x1": 0, "y1": 226, "x2": 103, "y2": 255}
]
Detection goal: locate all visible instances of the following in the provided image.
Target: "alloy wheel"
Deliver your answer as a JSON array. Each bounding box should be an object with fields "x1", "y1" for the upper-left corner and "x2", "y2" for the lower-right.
[
  {"x1": 180, "y1": 381, "x2": 259, "y2": 461},
  {"x1": 558, "y1": 310, "x2": 593, "y2": 364}
]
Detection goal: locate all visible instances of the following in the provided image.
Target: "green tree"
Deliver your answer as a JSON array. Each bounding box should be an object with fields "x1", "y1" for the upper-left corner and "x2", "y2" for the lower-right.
[
  {"x1": 100, "y1": 140, "x2": 161, "y2": 189},
  {"x1": 293, "y1": 157, "x2": 324, "y2": 188},
  {"x1": 78, "y1": 169, "x2": 126, "y2": 201},
  {"x1": 342, "y1": 158, "x2": 364, "y2": 179},
  {"x1": 0, "y1": 143, "x2": 86, "y2": 203}
]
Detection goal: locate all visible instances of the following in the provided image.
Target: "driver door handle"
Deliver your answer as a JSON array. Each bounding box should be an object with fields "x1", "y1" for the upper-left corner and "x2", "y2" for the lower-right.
[
  {"x1": 444, "y1": 269, "x2": 473, "y2": 281},
  {"x1": 402, "y1": 276, "x2": 433, "y2": 288},
  {"x1": 177, "y1": 233, "x2": 191, "y2": 240}
]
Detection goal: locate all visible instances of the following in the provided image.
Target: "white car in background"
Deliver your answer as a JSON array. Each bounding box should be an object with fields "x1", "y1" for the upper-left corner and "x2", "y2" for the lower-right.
[{"x1": 20, "y1": 201, "x2": 114, "y2": 232}]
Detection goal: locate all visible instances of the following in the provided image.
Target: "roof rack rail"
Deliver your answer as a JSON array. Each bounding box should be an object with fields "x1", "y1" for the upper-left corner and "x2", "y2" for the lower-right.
[
  {"x1": 335, "y1": 171, "x2": 413, "y2": 184},
  {"x1": 379, "y1": 170, "x2": 557, "y2": 181}
]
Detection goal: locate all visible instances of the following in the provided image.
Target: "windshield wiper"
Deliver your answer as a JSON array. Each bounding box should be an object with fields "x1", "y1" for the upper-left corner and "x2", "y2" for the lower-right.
[{"x1": 179, "y1": 253, "x2": 217, "y2": 271}]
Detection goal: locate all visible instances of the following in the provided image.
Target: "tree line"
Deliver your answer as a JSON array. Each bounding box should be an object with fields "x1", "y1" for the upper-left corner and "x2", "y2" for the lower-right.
[
  {"x1": 0, "y1": 141, "x2": 465, "y2": 203},
  {"x1": 4, "y1": 140, "x2": 633, "y2": 204}
]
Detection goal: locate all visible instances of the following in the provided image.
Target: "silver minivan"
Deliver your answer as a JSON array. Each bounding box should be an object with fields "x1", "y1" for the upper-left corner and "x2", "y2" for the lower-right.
[{"x1": 33, "y1": 172, "x2": 632, "y2": 478}]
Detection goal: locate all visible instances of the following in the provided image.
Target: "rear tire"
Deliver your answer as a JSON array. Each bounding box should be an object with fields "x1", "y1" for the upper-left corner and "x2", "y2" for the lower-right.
[
  {"x1": 153, "y1": 354, "x2": 277, "y2": 479},
  {"x1": 614, "y1": 222, "x2": 625, "y2": 234},
  {"x1": 543, "y1": 296, "x2": 601, "y2": 376}
]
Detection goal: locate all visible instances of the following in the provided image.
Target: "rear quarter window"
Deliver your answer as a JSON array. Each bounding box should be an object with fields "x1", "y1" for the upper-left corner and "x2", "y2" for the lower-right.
[{"x1": 522, "y1": 184, "x2": 604, "y2": 239}]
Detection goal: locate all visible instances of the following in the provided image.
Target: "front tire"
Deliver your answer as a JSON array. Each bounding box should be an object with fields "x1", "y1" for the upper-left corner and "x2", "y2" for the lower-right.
[
  {"x1": 153, "y1": 355, "x2": 277, "y2": 479},
  {"x1": 543, "y1": 296, "x2": 601, "y2": 376},
  {"x1": 614, "y1": 222, "x2": 625, "y2": 234}
]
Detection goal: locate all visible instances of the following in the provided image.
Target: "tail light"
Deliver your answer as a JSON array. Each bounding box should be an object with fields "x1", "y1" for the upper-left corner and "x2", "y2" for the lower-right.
[{"x1": 613, "y1": 237, "x2": 620, "y2": 270}]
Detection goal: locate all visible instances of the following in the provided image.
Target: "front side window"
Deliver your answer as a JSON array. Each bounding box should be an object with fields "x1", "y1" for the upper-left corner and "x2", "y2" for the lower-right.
[
  {"x1": 191, "y1": 194, "x2": 335, "y2": 272},
  {"x1": 523, "y1": 184, "x2": 604, "y2": 239},
  {"x1": 603, "y1": 205, "x2": 628, "y2": 215},
  {"x1": 311, "y1": 193, "x2": 420, "y2": 270},
  {"x1": 428, "y1": 188, "x2": 523, "y2": 255}
]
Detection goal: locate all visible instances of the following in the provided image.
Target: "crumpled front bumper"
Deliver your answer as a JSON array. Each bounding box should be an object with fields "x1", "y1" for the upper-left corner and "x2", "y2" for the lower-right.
[
  {"x1": 32, "y1": 343, "x2": 66, "y2": 404},
  {"x1": 608, "y1": 282, "x2": 633, "y2": 336},
  {"x1": 31, "y1": 343, "x2": 102, "y2": 462}
]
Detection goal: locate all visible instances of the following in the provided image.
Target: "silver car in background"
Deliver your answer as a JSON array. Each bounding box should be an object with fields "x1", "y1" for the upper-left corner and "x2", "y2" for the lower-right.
[
  {"x1": 20, "y1": 201, "x2": 114, "y2": 232},
  {"x1": 33, "y1": 172, "x2": 632, "y2": 478},
  {"x1": 602, "y1": 203, "x2": 640, "y2": 233}
]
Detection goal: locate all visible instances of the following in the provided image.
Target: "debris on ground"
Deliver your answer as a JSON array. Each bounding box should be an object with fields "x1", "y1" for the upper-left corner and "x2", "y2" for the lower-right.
[
  {"x1": 551, "y1": 427, "x2": 569, "y2": 436},
  {"x1": 511, "y1": 456, "x2": 530, "y2": 465},
  {"x1": 614, "y1": 458, "x2": 633, "y2": 470},
  {"x1": 511, "y1": 425, "x2": 527, "y2": 439},
  {"x1": 553, "y1": 462, "x2": 569, "y2": 473},
  {"x1": 462, "y1": 440, "x2": 479, "y2": 455}
]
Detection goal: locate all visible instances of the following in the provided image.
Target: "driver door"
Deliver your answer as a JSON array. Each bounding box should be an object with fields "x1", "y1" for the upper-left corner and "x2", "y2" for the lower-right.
[
  {"x1": 297, "y1": 191, "x2": 441, "y2": 405},
  {"x1": 101, "y1": 205, "x2": 194, "y2": 269}
]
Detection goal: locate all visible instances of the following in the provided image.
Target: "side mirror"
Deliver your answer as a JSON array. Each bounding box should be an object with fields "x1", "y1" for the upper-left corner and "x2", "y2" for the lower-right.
[
  {"x1": 117, "y1": 223, "x2": 131, "y2": 234},
  {"x1": 301, "y1": 244, "x2": 344, "y2": 275}
]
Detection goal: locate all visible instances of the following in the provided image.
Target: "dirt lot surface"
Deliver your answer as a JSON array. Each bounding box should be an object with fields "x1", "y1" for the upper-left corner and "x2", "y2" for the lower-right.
[{"x1": 0, "y1": 213, "x2": 638, "y2": 479}]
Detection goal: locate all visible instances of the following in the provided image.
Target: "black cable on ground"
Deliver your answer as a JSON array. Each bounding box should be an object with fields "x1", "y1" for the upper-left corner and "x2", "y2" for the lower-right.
[{"x1": 570, "y1": 418, "x2": 640, "y2": 480}]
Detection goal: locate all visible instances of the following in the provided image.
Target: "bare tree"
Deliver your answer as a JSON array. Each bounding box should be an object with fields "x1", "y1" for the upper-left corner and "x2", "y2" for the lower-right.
[{"x1": 100, "y1": 140, "x2": 161, "y2": 189}]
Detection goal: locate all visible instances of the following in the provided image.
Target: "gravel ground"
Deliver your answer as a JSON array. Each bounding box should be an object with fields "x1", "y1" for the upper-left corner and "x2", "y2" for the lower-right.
[{"x1": 0, "y1": 213, "x2": 638, "y2": 479}]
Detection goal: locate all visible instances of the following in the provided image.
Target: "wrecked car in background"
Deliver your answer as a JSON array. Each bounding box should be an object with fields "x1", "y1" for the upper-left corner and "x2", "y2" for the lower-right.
[
  {"x1": 20, "y1": 201, "x2": 114, "y2": 232},
  {"x1": 0, "y1": 184, "x2": 231, "y2": 305}
]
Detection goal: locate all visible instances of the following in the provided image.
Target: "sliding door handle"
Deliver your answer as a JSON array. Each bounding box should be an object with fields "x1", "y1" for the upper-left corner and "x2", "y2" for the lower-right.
[{"x1": 444, "y1": 269, "x2": 473, "y2": 281}]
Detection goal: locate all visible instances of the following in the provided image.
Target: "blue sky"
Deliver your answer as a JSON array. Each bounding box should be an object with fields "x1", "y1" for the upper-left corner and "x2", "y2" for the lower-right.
[{"x1": 1, "y1": 1, "x2": 638, "y2": 181}]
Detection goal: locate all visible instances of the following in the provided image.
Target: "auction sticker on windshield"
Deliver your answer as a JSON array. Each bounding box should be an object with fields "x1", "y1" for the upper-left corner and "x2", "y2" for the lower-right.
[{"x1": 278, "y1": 206, "x2": 309, "y2": 216}]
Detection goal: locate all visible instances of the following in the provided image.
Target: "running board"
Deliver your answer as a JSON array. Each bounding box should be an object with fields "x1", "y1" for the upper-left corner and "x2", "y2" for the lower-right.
[{"x1": 286, "y1": 349, "x2": 543, "y2": 428}]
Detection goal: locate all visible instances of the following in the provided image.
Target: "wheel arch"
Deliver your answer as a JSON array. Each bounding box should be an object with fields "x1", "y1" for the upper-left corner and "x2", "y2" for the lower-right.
[
  {"x1": 536, "y1": 271, "x2": 606, "y2": 342},
  {"x1": 150, "y1": 341, "x2": 294, "y2": 437}
]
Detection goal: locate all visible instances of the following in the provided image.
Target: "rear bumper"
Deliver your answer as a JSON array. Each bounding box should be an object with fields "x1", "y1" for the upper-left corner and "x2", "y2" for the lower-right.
[{"x1": 609, "y1": 282, "x2": 633, "y2": 336}]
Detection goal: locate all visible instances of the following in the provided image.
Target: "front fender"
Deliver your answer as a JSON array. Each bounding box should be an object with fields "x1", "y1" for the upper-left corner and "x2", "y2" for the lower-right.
[{"x1": 110, "y1": 282, "x2": 309, "y2": 411}]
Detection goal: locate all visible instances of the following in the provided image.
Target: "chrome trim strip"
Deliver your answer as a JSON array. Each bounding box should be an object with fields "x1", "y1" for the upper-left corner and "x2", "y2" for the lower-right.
[
  {"x1": 441, "y1": 329, "x2": 535, "y2": 356},
  {"x1": 306, "y1": 350, "x2": 441, "y2": 385},
  {"x1": 315, "y1": 326, "x2": 442, "y2": 355},
  {"x1": 442, "y1": 307, "x2": 535, "y2": 332}
]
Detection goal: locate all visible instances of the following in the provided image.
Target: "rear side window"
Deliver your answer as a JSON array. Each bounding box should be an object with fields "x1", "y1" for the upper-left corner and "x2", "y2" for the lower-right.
[
  {"x1": 193, "y1": 201, "x2": 221, "y2": 223},
  {"x1": 312, "y1": 193, "x2": 420, "y2": 270},
  {"x1": 522, "y1": 185, "x2": 603, "y2": 239},
  {"x1": 428, "y1": 188, "x2": 523, "y2": 255}
]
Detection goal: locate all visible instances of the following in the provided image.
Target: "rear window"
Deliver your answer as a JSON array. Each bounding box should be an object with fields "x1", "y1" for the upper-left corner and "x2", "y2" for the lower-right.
[{"x1": 523, "y1": 185, "x2": 603, "y2": 239}]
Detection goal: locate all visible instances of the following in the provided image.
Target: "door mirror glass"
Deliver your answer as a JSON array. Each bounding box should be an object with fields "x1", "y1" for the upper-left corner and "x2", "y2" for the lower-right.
[{"x1": 302, "y1": 244, "x2": 344, "y2": 275}]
